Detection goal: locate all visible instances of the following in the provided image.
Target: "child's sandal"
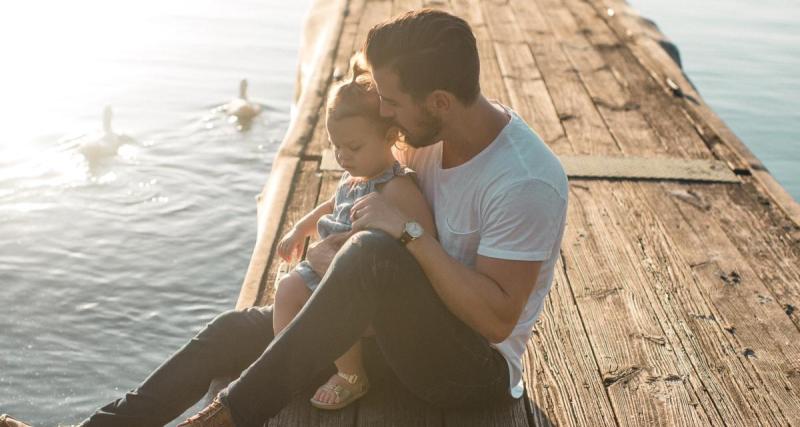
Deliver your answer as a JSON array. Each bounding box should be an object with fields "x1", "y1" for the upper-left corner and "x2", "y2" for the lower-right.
[{"x1": 310, "y1": 372, "x2": 370, "y2": 410}]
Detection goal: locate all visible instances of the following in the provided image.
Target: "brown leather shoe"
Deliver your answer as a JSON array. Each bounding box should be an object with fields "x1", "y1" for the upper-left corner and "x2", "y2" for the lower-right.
[
  {"x1": 0, "y1": 414, "x2": 32, "y2": 427},
  {"x1": 176, "y1": 397, "x2": 235, "y2": 427}
]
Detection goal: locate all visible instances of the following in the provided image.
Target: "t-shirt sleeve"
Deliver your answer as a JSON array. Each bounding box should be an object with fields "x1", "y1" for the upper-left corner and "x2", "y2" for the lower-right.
[{"x1": 478, "y1": 179, "x2": 567, "y2": 262}]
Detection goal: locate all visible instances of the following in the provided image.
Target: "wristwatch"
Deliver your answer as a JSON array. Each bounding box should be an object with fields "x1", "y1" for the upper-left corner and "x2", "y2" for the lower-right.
[{"x1": 398, "y1": 221, "x2": 424, "y2": 245}]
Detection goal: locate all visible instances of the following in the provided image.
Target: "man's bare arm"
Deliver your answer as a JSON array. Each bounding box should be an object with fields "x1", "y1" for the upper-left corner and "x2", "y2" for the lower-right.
[
  {"x1": 405, "y1": 234, "x2": 542, "y2": 343},
  {"x1": 350, "y1": 191, "x2": 542, "y2": 343}
]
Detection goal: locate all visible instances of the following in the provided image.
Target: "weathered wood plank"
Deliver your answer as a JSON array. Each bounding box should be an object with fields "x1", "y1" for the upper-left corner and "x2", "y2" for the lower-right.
[
  {"x1": 267, "y1": 379, "x2": 358, "y2": 427},
  {"x1": 576, "y1": 0, "x2": 800, "y2": 227},
  {"x1": 305, "y1": 0, "x2": 366, "y2": 158},
  {"x1": 562, "y1": 0, "x2": 713, "y2": 162},
  {"x1": 593, "y1": 182, "x2": 788, "y2": 425},
  {"x1": 443, "y1": 397, "x2": 530, "y2": 427},
  {"x1": 523, "y1": 262, "x2": 618, "y2": 426},
  {"x1": 279, "y1": 0, "x2": 348, "y2": 159},
  {"x1": 356, "y1": 377, "x2": 443, "y2": 426},
  {"x1": 634, "y1": 182, "x2": 800, "y2": 422},
  {"x1": 246, "y1": 1, "x2": 800, "y2": 427},
  {"x1": 239, "y1": 156, "x2": 302, "y2": 309},
  {"x1": 267, "y1": 385, "x2": 315, "y2": 427},
  {"x1": 305, "y1": 110, "x2": 332, "y2": 160},
  {"x1": 479, "y1": 0, "x2": 570, "y2": 153},
  {"x1": 458, "y1": 2, "x2": 513, "y2": 106},
  {"x1": 507, "y1": 0, "x2": 620, "y2": 156},
  {"x1": 536, "y1": 0, "x2": 674, "y2": 158},
  {"x1": 258, "y1": 160, "x2": 323, "y2": 306},
  {"x1": 354, "y1": 0, "x2": 393, "y2": 52},
  {"x1": 564, "y1": 183, "x2": 720, "y2": 426},
  {"x1": 578, "y1": 0, "x2": 748, "y2": 172},
  {"x1": 393, "y1": 0, "x2": 423, "y2": 15},
  {"x1": 704, "y1": 180, "x2": 800, "y2": 330}
]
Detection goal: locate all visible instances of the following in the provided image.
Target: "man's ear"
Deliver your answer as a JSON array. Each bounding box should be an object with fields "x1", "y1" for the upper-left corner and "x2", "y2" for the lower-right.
[{"x1": 426, "y1": 90, "x2": 453, "y2": 115}]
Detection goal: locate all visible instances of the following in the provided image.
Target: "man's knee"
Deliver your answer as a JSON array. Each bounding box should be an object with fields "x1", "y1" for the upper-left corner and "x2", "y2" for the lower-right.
[
  {"x1": 338, "y1": 229, "x2": 427, "y2": 296},
  {"x1": 347, "y1": 229, "x2": 399, "y2": 255},
  {"x1": 200, "y1": 307, "x2": 270, "y2": 342}
]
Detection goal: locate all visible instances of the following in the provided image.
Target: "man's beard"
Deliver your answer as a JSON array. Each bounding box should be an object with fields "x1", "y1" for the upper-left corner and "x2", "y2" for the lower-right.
[{"x1": 398, "y1": 107, "x2": 442, "y2": 148}]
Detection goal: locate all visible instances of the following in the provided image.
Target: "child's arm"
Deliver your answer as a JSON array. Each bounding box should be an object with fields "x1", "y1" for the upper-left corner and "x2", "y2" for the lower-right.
[
  {"x1": 295, "y1": 196, "x2": 335, "y2": 237},
  {"x1": 277, "y1": 196, "x2": 335, "y2": 261}
]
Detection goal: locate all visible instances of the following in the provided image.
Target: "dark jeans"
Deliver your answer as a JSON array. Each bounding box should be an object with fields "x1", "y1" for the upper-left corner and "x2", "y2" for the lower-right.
[{"x1": 82, "y1": 230, "x2": 510, "y2": 427}]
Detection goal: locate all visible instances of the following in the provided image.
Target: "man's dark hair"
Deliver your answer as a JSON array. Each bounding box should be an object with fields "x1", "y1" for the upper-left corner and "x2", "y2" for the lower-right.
[{"x1": 363, "y1": 9, "x2": 480, "y2": 105}]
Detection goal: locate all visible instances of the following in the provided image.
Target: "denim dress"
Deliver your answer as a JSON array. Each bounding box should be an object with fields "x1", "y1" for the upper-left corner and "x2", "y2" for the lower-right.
[{"x1": 294, "y1": 160, "x2": 415, "y2": 291}]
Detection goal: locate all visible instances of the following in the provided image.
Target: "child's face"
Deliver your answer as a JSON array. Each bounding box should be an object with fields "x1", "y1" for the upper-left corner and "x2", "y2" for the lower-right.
[{"x1": 327, "y1": 115, "x2": 393, "y2": 178}]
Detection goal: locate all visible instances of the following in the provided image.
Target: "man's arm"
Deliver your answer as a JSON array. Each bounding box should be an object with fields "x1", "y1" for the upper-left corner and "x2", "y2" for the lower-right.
[
  {"x1": 377, "y1": 176, "x2": 532, "y2": 342},
  {"x1": 350, "y1": 191, "x2": 544, "y2": 343},
  {"x1": 405, "y1": 235, "x2": 542, "y2": 343}
]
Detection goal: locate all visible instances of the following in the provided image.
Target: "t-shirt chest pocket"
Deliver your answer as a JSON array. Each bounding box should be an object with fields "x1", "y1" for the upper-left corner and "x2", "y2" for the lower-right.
[{"x1": 436, "y1": 210, "x2": 481, "y2": 268}]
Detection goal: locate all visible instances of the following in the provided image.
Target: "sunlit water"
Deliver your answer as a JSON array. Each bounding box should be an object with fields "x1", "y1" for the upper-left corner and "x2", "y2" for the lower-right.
[
  {"x1": 0, "y1": 0, "x2": 310, "y2": 424},
  {"x1": 0, "y1": 0, "x2": 798, "y2": 425}
]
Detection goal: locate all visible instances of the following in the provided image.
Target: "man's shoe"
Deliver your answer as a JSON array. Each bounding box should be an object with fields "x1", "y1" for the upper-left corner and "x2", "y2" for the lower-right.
[
  {"x1": 176, "y1": 397, "x2": 235, "y2": 427},
  {"x1": 0, "y1": 414, "x2": 32, "y2": 427}
]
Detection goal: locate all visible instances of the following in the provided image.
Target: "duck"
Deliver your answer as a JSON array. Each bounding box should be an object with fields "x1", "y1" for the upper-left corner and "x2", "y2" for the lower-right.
[
  {"x1": 77, "y1": 106, "x2": 135, "y2": 161},
  {"x1": 224, "y1": 79, "x2": 262, "y2": 123}
]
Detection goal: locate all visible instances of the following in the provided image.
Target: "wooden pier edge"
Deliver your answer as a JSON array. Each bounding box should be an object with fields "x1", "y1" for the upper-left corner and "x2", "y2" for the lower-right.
[
  {"x1": 231, "y1": 0, "x2": 800, "y2": 425},
  {"x1": 587, "y1": 0, "x2": 800, "y2": 225},
  {"x1": 236, "y1": 0, "x2": 348, "y2": 310}
]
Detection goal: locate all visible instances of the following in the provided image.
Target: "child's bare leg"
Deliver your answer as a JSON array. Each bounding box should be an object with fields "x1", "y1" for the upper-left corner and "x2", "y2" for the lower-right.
[
  {"x1": 272, "y1": 272, "x2": 312, "y2": 335},
  {"x1": 313, "y1": 339, "x2": 369, "y2": 405}
]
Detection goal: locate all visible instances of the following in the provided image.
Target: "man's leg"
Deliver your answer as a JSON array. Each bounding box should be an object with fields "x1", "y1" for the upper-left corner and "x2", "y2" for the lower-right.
[
  {"x1": 219, "y1": 230, "x2": 509, "y2": 426},
  {"x1": 367, "y1": 238, "x2": 510, "y2": 408},
  {"x1": 81, "y1": 306, "x2": 275, "y2": 427}
]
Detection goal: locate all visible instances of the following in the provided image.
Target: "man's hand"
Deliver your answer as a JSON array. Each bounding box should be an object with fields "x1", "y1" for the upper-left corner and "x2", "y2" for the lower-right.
[
  {"x1": 350, "y1": 193, "x2": 408, "y2": 239},
  {"x1": 305, "y1": 232, "x2": 353, "y2": 276}
]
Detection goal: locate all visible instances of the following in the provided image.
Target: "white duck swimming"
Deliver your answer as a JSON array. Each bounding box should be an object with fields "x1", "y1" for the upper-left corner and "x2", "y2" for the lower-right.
[
  {"x1": 78, "y1": 106, "x2": 135, "y2": 161},
  {"x1": 224, "y1": 79, "x2": 262, "y2": 123}
]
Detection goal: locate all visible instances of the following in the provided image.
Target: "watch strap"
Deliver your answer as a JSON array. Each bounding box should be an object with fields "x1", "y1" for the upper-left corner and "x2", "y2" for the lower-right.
[{"x1": 399, "y1": 230, "x2": 413, "y2": 245}]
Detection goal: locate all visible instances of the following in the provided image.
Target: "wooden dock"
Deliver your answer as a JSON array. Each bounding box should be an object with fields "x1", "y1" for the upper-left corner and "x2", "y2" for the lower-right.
[{"x1": 234, "y1": 0, "x2": 800, "y2": 425}]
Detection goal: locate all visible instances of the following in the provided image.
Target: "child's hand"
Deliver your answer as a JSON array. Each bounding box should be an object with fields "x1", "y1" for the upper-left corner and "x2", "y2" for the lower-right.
[{"x1": 277, "y1": 227, "x2": 305, "y2": 261}]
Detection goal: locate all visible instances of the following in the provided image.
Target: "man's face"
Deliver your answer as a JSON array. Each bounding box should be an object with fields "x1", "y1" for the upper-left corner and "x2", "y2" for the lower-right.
[{"x1": 372, "y1": 67, "x2": 442, "y2": 148}]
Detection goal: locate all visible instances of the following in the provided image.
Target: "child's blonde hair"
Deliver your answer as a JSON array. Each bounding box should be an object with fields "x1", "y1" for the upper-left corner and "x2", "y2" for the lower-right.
[{"x1": 326, "y1": 54, "x2": 394, "y2": 133}]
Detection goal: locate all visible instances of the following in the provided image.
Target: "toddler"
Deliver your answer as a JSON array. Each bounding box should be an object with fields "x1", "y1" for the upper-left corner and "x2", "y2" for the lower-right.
[{"x1": 273, "y1": 59, "x2": 434, "y2": 410}]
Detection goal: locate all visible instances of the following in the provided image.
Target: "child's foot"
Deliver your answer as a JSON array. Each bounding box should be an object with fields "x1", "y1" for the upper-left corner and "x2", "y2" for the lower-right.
[{"x1": 310, "y1": 372, "x2": 369, "y2": 410}]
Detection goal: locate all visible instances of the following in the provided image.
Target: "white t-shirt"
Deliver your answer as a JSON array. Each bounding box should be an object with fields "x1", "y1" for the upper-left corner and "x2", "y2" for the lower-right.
[{"x1": 394, "y1": 105, "x2": 568, "y2": 398}]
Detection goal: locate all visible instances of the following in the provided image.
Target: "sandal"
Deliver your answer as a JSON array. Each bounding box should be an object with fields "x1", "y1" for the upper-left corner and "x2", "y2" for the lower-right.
[{"x1": 309, "y1": 372, "x2": 370, "y2": 410}]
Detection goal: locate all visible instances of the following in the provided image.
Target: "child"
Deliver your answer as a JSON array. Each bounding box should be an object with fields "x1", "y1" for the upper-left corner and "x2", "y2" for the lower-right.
[{"x1": 273, "y1": 59, "x2": 435, "y2": 410}]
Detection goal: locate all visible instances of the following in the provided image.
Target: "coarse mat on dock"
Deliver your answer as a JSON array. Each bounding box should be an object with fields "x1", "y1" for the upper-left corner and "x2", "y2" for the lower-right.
[{"x1": 234, "y1": 0, "x2": 800, "y2": 425}]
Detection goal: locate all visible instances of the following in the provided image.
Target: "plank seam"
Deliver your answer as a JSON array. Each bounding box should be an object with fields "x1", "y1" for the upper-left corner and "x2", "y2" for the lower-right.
[
  {"x1": 558, "y1": 251, "x2": 622, "y2": 426},
  {"x1": 532, "y1": 0, "x2": 629, "y2": 156},
  {"x1": 556, "y1": 0, "x2": 711, "y2": 160},
  {"x1": 609, "y1": 183, "x2": 762, "y2": 424},
  {"x1": 656, "y1": 182, "x2": 795, "y2": 422},
  {"x1": 576, "y1": 0, "x2": 800, "y2": 227}
]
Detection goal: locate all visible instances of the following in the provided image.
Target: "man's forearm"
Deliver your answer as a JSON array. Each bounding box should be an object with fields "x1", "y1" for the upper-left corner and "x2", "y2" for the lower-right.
[{"x1": 404, "y1": 234, "x2": 512, "y2": 343}]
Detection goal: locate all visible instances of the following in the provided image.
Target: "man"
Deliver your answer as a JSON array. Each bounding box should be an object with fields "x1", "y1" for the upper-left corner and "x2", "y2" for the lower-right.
[{"x1": 2, "y1": 8, "x2": 567, "y2": 427}]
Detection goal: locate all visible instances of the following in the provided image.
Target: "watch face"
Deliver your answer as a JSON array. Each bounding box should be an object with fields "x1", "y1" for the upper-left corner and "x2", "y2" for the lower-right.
[{"x1": 406, "y1": 221, "x2": 424, "y2": 238}]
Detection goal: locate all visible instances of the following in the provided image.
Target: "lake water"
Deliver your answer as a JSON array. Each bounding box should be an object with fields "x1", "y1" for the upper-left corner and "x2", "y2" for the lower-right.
[
  {"x1": 0, "y1": 0, "x2": 310, "y2": 424},
  {"x1": 0, "y1": 0, "x2": 797, "y2": 425},
  {"x1": 630, "y1": 0, "x2": 800, "y2": 199}
]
